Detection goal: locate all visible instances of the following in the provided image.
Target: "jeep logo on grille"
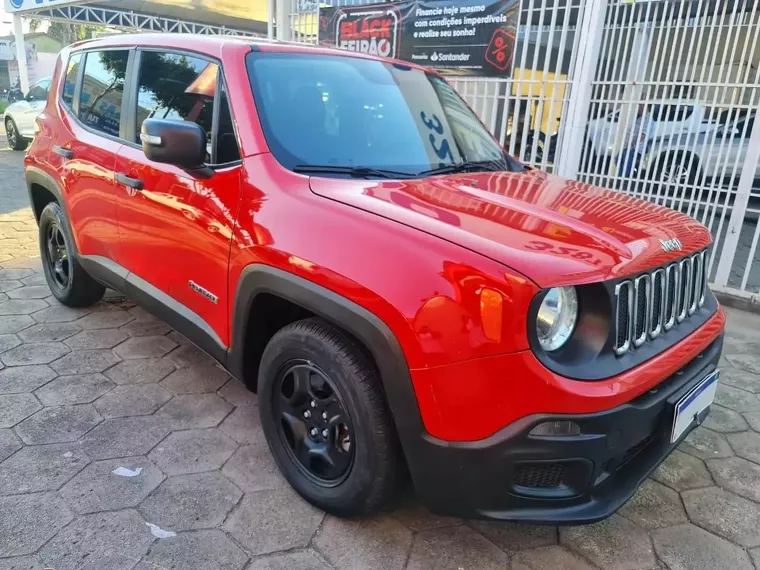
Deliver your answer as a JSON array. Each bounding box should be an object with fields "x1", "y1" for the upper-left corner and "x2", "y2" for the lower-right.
[{"x1": 660, "y1": 238, "x2": 683, "y2": 252}]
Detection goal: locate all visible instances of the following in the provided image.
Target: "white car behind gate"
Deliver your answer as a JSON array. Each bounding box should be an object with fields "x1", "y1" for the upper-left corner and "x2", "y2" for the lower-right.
[{"x1": 4, "y1": 77, "x2": 51, "y2": 151}]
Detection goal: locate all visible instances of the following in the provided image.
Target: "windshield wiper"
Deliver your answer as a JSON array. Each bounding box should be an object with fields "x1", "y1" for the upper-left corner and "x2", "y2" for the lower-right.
[
  {"x1": 417, "y1": 159, "x2": 510, "y2": 177},
  {"x1": 293, "y1": 164, "x2": 414, "y2": 179}
]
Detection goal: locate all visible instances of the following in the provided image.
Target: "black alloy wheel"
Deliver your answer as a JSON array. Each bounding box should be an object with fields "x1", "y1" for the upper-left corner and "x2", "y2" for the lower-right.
[
  {"x1": 273, "y1": 360, "x2": 354, "y2": 485},
  {"x1": 44, "y1": 221, "x2": 70, "y2": 291}
]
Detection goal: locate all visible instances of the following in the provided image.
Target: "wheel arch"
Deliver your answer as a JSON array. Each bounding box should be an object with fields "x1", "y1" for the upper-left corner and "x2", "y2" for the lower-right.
[
  {"x1": 228, "y1": 264, "x2": 425, "y2": 464},
  {"x1": 25, "y1": 166, "x2": 66, "y2": 223}
]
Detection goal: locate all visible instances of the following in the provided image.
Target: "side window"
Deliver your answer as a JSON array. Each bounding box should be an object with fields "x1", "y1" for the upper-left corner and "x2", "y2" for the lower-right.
[
  {"x1": 26, "y1": 79, "x2": 50, "y2": 102},
  {"x1": 135, "y1": 52, "x2": 217, "y2": 153},
  {"x1": 215, "y1": 82, "x2": 240, "y2": 164},
  {"x1": 78, "y1": 50, "x2": 129, "y2": 138},
  {"x1": 61, "y1": 53, "x2": 81, "y2": 108}
]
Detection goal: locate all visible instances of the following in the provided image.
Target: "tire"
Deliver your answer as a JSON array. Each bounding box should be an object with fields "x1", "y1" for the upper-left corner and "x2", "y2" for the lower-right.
[
  {"x1": 39, "y1": 202, "x2": 105, "y2": 307},
  {"x1": 654, "y1": 152, "x2": 701, "y2": 186},
  {"x1": 5, "y1": 117, "x2": 27, "y2": 151},
  {"x1": 258, "y1": 317, "x2": 404, "y2": 517}
]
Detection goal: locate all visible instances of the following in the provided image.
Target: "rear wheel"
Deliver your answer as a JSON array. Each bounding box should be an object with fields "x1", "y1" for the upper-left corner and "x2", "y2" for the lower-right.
[
  {"x1": 39, "y1": 202, "x2": 105, "y2": 307},
  {"x1": 5, "y1": 117, "x2": 27, "y2": 151},
  {"x1": 258, "y1": 318, "x2": 404, "y2": 516},
  {"x1": 655, "y1": 152, "x2": 701, "y2": 186}
]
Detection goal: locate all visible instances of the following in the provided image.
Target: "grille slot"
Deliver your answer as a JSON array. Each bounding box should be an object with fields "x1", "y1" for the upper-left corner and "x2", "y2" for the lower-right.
[
  {"x1": 614, "y1": 250, "x2": 707, "y2": 356},
  {"x1": 513, "y1": 463, "x2": 564, "y2": 489}
]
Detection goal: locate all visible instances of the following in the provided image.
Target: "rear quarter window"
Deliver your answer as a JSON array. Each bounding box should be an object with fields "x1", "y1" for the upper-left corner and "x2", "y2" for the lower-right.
[{"x1": 61, "y1": 53, "x2": 81, "y2": 108}]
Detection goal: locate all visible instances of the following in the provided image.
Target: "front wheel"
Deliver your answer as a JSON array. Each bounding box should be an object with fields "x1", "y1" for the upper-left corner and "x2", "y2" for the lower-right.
[
  {"x1": 258, "y1": 318, "x2": 404, "y2": 517},
  {"x1": 39, "y1": 202, "x2": 105, "y2": 307},
  {"x1": 5, "y1": 117, "x2": 27, "y2": 151}
]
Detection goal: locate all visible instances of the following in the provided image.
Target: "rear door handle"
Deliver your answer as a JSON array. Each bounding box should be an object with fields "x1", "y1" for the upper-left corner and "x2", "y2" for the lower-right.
[
  {"x1": 115, "y1": 173, "x2": 144, "y2": 191},
  {"x1": 52, "y1": 145, "x2": 73, "y2": 159}
]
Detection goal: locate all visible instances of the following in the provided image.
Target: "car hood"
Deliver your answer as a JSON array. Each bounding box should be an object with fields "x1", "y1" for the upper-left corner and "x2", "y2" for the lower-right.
[{"x1": 309, "y1": 169, "x2": 713, "y2": 288}]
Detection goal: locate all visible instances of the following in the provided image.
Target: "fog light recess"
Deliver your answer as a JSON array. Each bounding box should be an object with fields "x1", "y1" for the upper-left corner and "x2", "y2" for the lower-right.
[{"x1": 529, "y1": 421, "x2": 581, "y2": 437}]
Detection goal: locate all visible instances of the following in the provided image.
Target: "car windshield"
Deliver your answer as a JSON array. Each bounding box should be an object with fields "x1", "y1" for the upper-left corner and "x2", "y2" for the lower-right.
[{"x1": 246, "y1": 52, "x2": 521, "y2": 177}]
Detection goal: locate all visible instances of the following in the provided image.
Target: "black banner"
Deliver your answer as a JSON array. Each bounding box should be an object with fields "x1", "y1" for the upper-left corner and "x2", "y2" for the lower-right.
[{"x1": 318, "y1": 0, "x2": 519, "y2": 77}]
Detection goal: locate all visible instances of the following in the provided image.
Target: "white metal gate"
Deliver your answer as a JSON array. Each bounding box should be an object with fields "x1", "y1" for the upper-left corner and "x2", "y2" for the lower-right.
[{"x1": 279, "y1": 0, "x2": 760, "y2": 298}]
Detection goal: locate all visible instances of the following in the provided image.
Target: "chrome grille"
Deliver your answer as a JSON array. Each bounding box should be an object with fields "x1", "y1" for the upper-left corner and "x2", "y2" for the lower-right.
[{"x1": 614, "y1": 250, "x2": 708, "y2": 355}]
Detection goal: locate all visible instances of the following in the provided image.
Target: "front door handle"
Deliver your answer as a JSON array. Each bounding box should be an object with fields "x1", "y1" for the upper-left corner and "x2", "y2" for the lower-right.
[
  {"x1": 115, "y1": 173, "x2": 144, "y2": 192},
  {"x1": 52, "y1": 145, "x2": 73, "y2": 159}
]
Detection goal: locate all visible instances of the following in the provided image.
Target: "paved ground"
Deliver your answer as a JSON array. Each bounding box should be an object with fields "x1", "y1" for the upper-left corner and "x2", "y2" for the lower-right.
[{"x1": 2, "y1": 142, "x2": 760, "y2": 570}]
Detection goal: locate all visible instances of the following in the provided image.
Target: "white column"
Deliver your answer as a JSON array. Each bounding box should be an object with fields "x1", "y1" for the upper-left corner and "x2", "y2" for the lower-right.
[
  {"x1": 713, "y1": 114, "x2": 760, "y2": 287},
  {"x1": 267, "y1": 0, "x2": 275, "y2": 39},
  {"x1": 555, "y1": 0, "x2": 608, "y2": 180},
  {"x1": 12, "y1": 14, "x2": 29, "y2": 95},
  {"x1": 275, "y1": 0, "x2": 291, "y2": 41}
]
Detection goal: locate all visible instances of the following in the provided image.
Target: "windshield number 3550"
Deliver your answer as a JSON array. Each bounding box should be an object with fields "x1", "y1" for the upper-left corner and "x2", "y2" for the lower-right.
[{"x1": 420, "y1": 112, "x2": 455, "y2": 167}]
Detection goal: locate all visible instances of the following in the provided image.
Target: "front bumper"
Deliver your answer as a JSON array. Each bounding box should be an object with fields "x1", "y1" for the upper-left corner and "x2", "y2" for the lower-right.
[{"x1": 408, "y1": 333, "x2": 723, "y2": 524}]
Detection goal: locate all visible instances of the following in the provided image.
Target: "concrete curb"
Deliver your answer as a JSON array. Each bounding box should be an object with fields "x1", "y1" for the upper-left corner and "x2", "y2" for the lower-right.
[{"x1": 713, "y1": 285, "x2": 760, "y2": 315}]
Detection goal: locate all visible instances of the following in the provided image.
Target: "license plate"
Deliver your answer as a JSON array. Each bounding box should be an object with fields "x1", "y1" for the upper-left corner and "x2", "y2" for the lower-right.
[{"x1": 671, "y1": 370, "x2": 719, "y2": 443}]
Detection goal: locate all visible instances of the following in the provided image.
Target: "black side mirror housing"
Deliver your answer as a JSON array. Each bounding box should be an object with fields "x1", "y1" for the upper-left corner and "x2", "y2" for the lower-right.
[{"x1": 141, "y1": 119, "x2": 207, "y2": 170}]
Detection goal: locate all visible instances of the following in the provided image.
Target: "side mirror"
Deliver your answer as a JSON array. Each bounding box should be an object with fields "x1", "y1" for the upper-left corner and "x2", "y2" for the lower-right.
[{"x1": 140, "y1": 119, "x2": 207, "y2": 170}]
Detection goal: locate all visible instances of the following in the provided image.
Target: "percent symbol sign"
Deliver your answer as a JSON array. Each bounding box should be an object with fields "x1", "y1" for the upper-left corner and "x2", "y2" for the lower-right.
[{"x1": 491, "y1": 36, "x2": 508, "y2": 63}]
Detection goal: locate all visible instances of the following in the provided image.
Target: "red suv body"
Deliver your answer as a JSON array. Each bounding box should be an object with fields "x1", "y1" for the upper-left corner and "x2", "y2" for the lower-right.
[{"x1": 25, "y1": 34, "x2": 725, "y2": 523}]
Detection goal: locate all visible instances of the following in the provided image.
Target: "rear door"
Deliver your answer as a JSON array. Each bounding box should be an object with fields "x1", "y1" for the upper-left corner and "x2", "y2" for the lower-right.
[
  {"x1": 53, "y1": 49, "x2": 130, "y2": 262},
  {"x1": 114, "y1": 49, "x2": 242, "y2": 346},
  {"x1": 14, "y1": 78, "x2": 50, "y2": 137}
]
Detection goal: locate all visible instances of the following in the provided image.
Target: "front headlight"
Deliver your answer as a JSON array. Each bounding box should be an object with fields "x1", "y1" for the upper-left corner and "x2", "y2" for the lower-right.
[{"x1": 536, "y1": 287, "x2": 578, "y2": 351}]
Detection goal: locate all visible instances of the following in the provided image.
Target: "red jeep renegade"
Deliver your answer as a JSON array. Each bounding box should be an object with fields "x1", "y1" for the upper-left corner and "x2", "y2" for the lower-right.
[{"x1": 25, "y1": 34, "x2": 726, "y2": 523}]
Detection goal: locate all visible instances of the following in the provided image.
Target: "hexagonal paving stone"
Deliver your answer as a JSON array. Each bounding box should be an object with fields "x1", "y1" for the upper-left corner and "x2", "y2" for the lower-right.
[
  {"x1": 0, "y1": 493, "x2": 73, "y2": 557},
  {"x1": 118, "y1": 319, "x2": 172, "y2": 338},
  {"x1": 406, "y1": 525, "x2": 509, "y2": 570},
  {"x1": 0, "y1": 394, "x2": 41, "y2": 428},
  {"x1": 74, "y1": 310, "x2": 135, "y2": 330},
  {"x1": 168, "y1": 344, "x2": 217, "y2": 368},
  {"x1": 0, "y1": 429, "x2": 21, "y2": 462},
  {"x1": 140, "y1": 530, "x2": 248, "y2": 570},
  {"x1": 0, "y1": 443, "x2": 89, "y2": 495},
  {"x1": 81, "y1": 416, "x2": 171, "y2": 460},
  {"x1": 39, "y1": 509, "x2": 154, "y2": 570},
  {"x1": 468, "y1": 520, "x2": 557, "y2": 555},
  {"x1": 222, "y1": 445, "x2": 286, "y2": 493},
  {"x1": 512, "y1": 546, "x2": 597, "y2": 570},
  {"x1": 218, "y1": 378, "x2": 257, "y2": 407},
  {"x1": 31, "y1": 305, "x2": 90, "y2": 323},
  {"x1": 653, "y1": 450, "x2": 714, "y2": 491},
  {"x1": 714, "y1": 383, "x2": 760, "y2": 412},
  {"x1": 618, "y1": 480, "x2": 687, "y2": 530},
  {"x1": 148, "y1": 428, "x2": 237, "y2": 475},
  {"x1": 20, "y1": 273, "x2": 47, "y2": 286},
  {"x1": 0, "y1": 300, "x2": 48, "y2": 316},
  {"x1": 0, "y1": 365, "x2": 56, "y2": 394},
  {"x1": 703, "y1": 404, "x2": 749, "y2": 433},
  {"x1": 223, "y1": 488, "x2": 323, "y2": 556},
  {"x1": 0, "y1": 269, "x2": 34, "y2": 280},
  {"x1": 727, "y1": 430, "x2": 760, "y2": 464},
  {"x1": 680, "y1": 426, "x2": 734, "y2": 460},
  {"x1": 246, "y1": 550, "x2": 330, "y2": 570},
  {"x1": 7, "y1": 286, "x2": 55, "y2": 300},
  {"x1": 314, "y1": 516, "x2": 413, "y2": 570},
  {"x1": 113, "y1": 336, "x2": 177, "y2": 360},
  {"x1": 746, "y1": 411, "x2": 760, "y2": 432},
  {"x1": 560, "y1": 514, "x2": 656, "y2": 570},
  {"x1": 15, "y1": 405, "x2": 102, "y2": 444},
  {"x1": 60, "y1": 456, "x2": 164, "y2": 514},
  {"x1": 707, "y1": 456, "x2": 760, "y2": 503},
  {"x1": 17, "y1": 322, "x2": 81, "y2": 343},
  {"x1": 391, "y1": 498, "x2": 461, "y2": 532},
  {"x1": 653, "y1": 523, "x2": 754, "y2": 570},
  {"x1": 139, "y1": 471, "x2": 242, "y2": 531},
  {"x1": 0, "y1": 342, "x2": 70, "y2": 366},
  {"x1": 94, "y1": 384, "x2": 172, "y2": 418},
  {"x1": 50, "y1": 350, "x2": 121, "y2": 375},
  {"x1": 35, "y1": 373, "x2": 114, "y2": 406},
  {"x1": 683, "y1": 486, "x2": 760, "y2": 547},
  {"x1": 63, "y1": 329, "x2": 130, "y2": 351},
  {"x1": 155, "y1": 394, "x2": 233, "y2": 430},
  {"x1": 0, "y1": 280, "x2": 22, "y2": 293},
  {"x1": 160, "y1": 365, "x2": 230, "y2": 395},
  {"x1": 0, "y1": 334, "x2": 21, "y2": 354},
  {"x1": 104, "y1": 357, "x2": 176, "y2": 385},
  {"x1": 219, "y1": 405, "x2": 266, "y2": 446},
  {"x1": 719, "y1": 367, "x2": 760, "y2": 394},
  {"x1": 0, "y1": 315, "x2": 34, "y2": 335},
  {"x1": 0, "y1": 555, "x2": 46, "y2": 570},
  {"x1": 726, "y1": 353, "x2": 760, "y2": 376}
]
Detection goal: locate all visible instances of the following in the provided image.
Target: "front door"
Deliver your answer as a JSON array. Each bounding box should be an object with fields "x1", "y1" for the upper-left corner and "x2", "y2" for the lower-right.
[{"x1": 115, "y1": 50, "x2": 242, "y2": 346}]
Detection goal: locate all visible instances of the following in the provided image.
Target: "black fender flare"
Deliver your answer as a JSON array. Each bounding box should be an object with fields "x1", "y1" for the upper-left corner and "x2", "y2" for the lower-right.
[
  {"x1": 25, "y1": 166, "x2": 67, "y2": 221},
  {"x1": 227, "y1": 264, "x2": 426, "y2": 470}
]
